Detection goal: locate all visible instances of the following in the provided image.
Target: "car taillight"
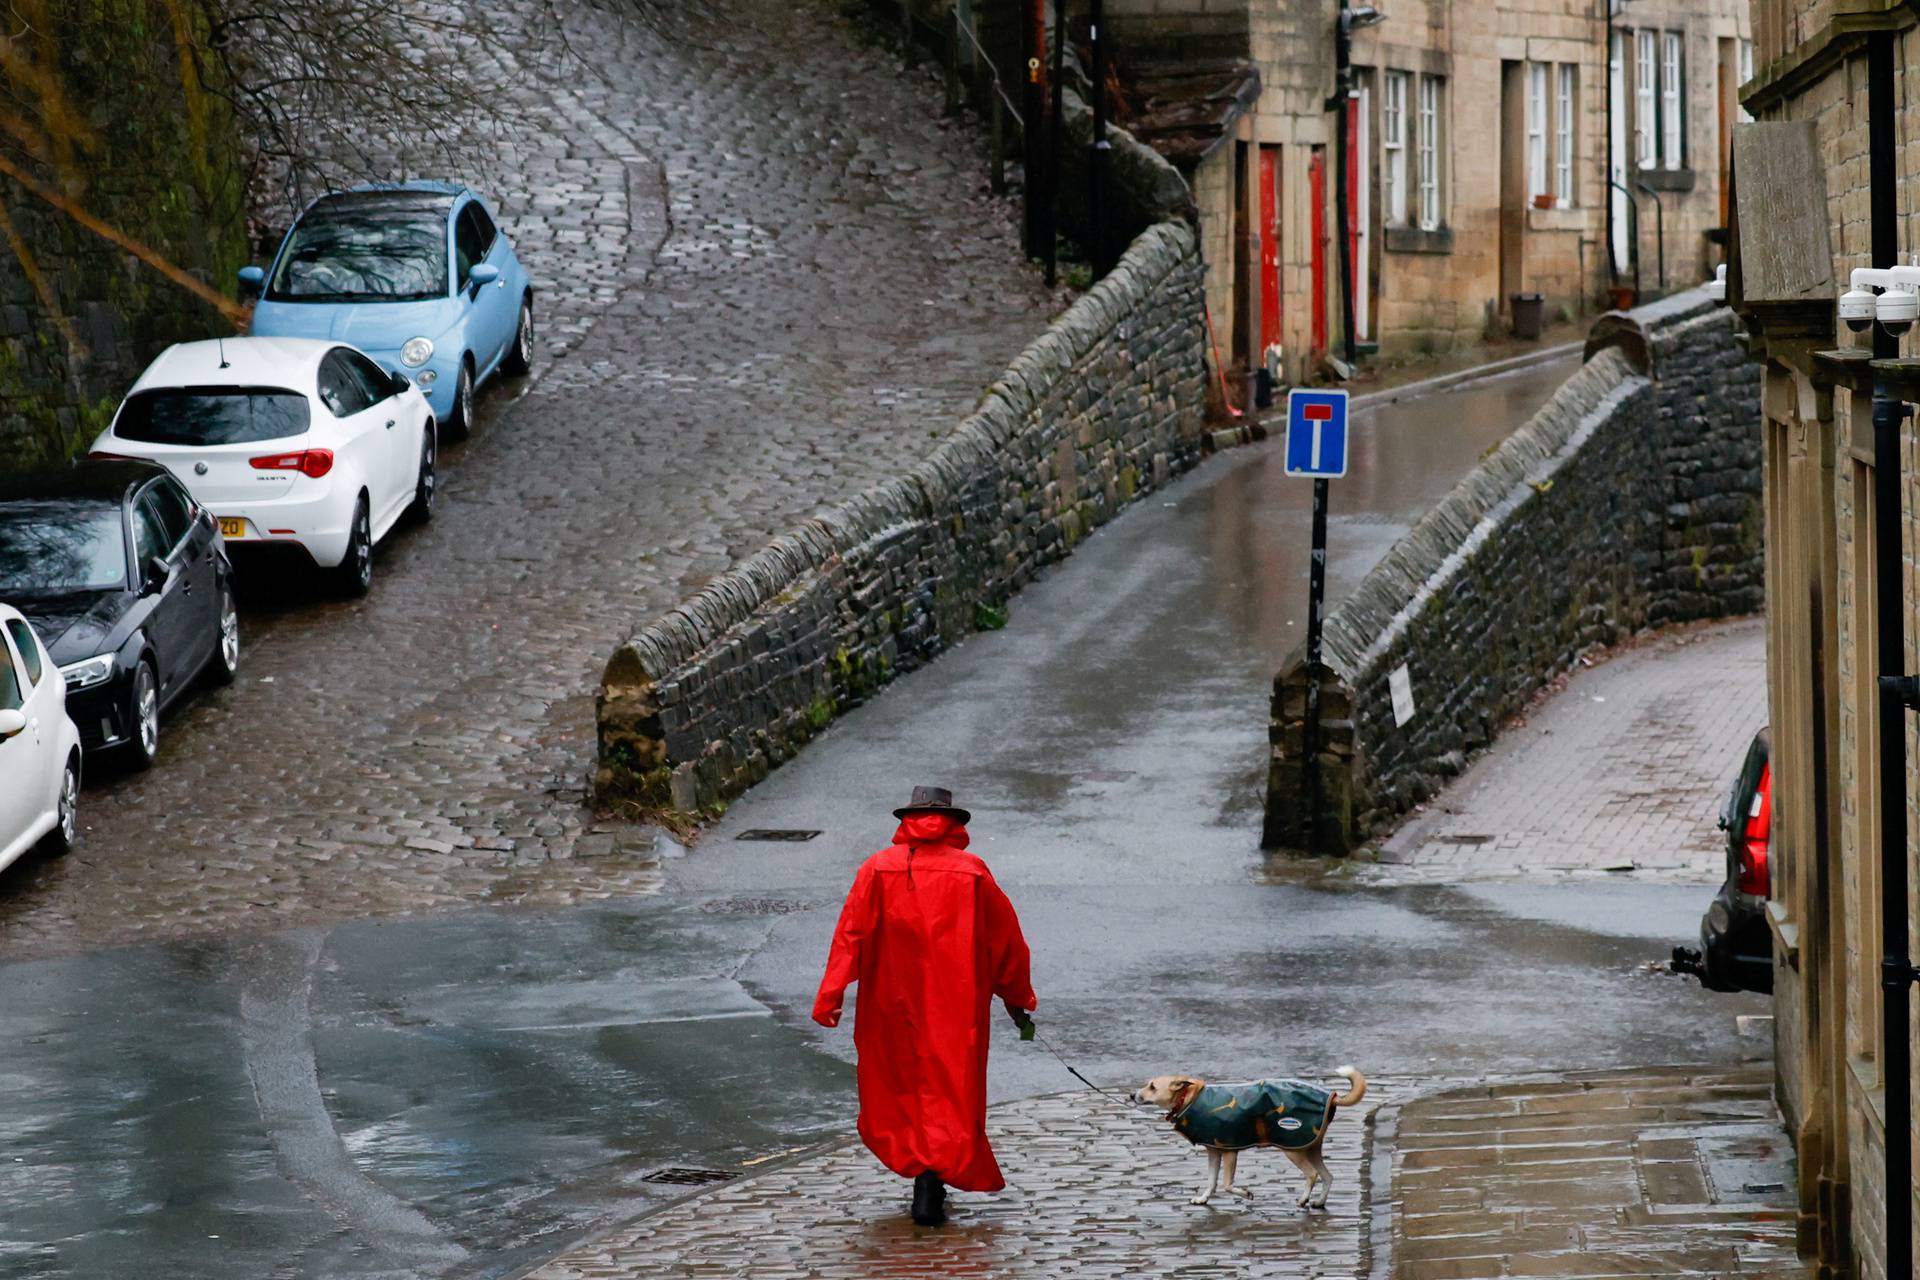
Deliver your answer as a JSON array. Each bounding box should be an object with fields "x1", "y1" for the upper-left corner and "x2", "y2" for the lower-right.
[
  {"x1": 86, "y1": 451, "x2": 141, "y2": 462},
  {"x1": 1737, "y1": 762, "x2": 1773, "y2": 896},
  {"x1": 1737, "y1": 838, "x2": 1770, "y2": 896},
  {"x1": 250, "y1": 448, "x2": 333, "y2": 479}
]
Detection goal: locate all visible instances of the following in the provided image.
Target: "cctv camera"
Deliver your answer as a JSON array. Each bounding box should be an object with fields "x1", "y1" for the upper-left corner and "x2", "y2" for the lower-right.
[
  {"x1": 1880, "y1": 266, "x2": 1920, "y2": 335},
  {"x1": 1840, "y1": 288, "x2": 1878, "y2": 332},
  {"x1": 1842, "y1": 267, "x2": 1895, "y2": 334}
]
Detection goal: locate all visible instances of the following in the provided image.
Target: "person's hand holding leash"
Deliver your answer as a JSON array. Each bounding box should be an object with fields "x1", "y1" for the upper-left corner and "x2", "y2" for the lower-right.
[{"x1": 1004, "y1": 1000, "x2": 1035, "y2": 1041}]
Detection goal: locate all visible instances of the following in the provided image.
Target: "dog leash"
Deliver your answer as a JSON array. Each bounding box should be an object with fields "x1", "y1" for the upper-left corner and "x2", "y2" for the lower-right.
[{"x1": 1022, "y1": 1021, "x2": 1135, "y2": 1109}]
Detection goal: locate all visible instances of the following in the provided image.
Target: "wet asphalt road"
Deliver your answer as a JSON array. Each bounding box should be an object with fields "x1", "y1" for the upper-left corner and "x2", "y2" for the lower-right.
[{"x1": 0, "y1": 355, "x2": 1770, "y2": 1279}]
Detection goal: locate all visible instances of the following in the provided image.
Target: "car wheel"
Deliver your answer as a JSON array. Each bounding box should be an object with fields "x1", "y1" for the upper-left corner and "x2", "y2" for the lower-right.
[
  {"x1": 503, "y1": 297, "x2": 534, "y2": 376},
  {"x1": 42, "y1": 755, "x2": 78, "y2": 856},
  {"x1": 410, "y1": 425, "x2": 437, "y2": 523},
  {"x1": 443, "y1": 360, "x2": 475, "y2": 442},
  {"x1": 337, "y1": 495, "x2": 373, "y2": 597},
  {"x1": 209, "y1": 582, "x2": 241, "y2": 686},
  {"x1": 126, "y1": 660, "x2": 159, "y2": 771}
]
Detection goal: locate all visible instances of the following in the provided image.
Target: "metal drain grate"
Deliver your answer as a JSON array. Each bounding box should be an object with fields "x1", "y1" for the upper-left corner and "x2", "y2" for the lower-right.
[
  {"x1": 700, "y1": 897, "x2": 818, "y2": 916},
  {"x1": 642, "y1": 1166, "x2": 738, "y2": 1187},
  {"x1": 736, "y1": 829, "x2": 822, "y2": 842}
]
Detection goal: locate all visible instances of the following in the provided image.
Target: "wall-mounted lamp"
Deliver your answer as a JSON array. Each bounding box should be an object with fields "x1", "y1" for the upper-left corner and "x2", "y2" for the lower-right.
[{"x1": 1339, "y1": 5, "x2": 1385, "y2": 33}]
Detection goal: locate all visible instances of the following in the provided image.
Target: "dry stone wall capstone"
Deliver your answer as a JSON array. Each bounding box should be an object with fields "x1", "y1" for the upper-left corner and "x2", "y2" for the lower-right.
[
  {"x1": 596, "y1": 221, "x2": 1207, "y2": 814},
  {"x1": 1265, "y1": 288, "x2": 1764, "y2": 852}
]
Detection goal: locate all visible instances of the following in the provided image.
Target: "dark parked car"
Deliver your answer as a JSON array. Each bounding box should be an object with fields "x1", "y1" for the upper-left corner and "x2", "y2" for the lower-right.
[
  {"x1": 0, "y1": 461, "x2": 239, "y2": 769},
  {"x1": 1675, "y1": 727, "x2": 1773, "y2": 993}
]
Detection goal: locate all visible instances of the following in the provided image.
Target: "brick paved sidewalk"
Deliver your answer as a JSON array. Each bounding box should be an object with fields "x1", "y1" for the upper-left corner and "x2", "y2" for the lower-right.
[
  {"x1": 519, "y1": 1088, "x2": 1382, "y2": 1279},
  {"x1": 1375, "y1": 619, "x2": 1766, "y2": 882},
  {"x1": 1388, "y1": 1068, "x2": 1807, "y2": 1279}
]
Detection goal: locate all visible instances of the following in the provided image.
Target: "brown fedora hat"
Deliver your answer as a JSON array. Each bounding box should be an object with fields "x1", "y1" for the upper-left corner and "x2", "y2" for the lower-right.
[{"x1": 893, "y1": 785, "x2": 971, "y2": 824}]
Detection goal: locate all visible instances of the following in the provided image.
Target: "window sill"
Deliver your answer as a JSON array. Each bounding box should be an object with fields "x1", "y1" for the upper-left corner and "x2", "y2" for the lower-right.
[
  {"x1": 1848, "y1": 1055, "x2": 1887, "y2": 1140},
  {"x1": 1385, "y1": 225, "x2": 1453, "y2": 255},
  {"x1": 1527, "y1": 206, "x2": 1586, "y2": 232},
  {"x1": 1635, "y1": 166, "x2": 1696, "y2": 193},
  {"x1": 1767, "y1": 901, "x2": 1800, "y2": 971}
]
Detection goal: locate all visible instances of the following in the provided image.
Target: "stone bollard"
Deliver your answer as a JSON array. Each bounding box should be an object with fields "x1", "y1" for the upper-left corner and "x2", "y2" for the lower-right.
[{"x1": 1263, "y1": 660, "x2": 1359, "y2": 854}]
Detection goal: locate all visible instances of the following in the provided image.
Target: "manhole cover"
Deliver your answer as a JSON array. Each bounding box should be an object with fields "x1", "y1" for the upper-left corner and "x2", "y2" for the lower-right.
[
  {"x1": 642, "y1": 1166, "x2": 738, "y2": 1187},
  {"x1": 699, "y1": 897, "x2": 818, "y2": 916},
  {"x1": 736, "y1": 829, "x2": 822, "y2": 842}
]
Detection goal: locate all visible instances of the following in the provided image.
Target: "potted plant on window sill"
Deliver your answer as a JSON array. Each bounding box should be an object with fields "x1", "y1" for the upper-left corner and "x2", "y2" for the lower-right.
[{"x1": 1532, "y1": 194, "x2": 1558, "y2": 210}]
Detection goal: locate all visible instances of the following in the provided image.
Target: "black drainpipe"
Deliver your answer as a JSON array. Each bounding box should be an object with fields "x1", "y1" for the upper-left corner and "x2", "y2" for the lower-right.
[
  {"x1": 1867, "y1": 28, "x2": 1913, "y2": 1280},
  {"x1": 1332, "y1": 5, "x2": 1357, "y2": 366}
]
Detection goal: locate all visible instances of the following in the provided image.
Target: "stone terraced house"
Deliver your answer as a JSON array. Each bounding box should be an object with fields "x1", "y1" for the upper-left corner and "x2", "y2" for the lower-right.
[
  {"x1": 904, "y1": 0, "x2": 1748, "y2": 390},
  {"x1": 1106, "y1": 0, "x2": 1749, "y2": 386},
  {"x1": 1730, "y1": 2, "x2": 1920, "y2": 1278}
]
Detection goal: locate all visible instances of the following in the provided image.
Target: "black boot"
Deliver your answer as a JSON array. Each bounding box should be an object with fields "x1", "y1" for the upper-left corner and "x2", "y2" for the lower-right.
[{"x1": 910, "y1": 1171, "x2": 946, "y2": 1225}]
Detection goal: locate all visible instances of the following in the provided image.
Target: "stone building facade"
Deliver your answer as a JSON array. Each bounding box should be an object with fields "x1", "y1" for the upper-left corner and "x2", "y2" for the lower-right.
[
  {"x1": 1103, "y1": 0, "x2": 1750, "y2": 385},
  {"x1": 1610, "y1": 0, "x2": 1752, "y2": 301},
  {"x1": 1730, "y1": 4, "x2": 1920, "y2": 1279}
]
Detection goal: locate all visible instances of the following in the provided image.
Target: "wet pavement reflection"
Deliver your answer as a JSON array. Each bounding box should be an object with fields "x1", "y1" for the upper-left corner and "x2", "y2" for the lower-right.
[{"x1": 0, "y1": 350, "x2": 1773, "y2": 1280}]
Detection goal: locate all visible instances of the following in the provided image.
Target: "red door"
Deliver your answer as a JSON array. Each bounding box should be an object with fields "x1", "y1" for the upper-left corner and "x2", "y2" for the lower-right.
[
  {"x1": 1309, "y1": 147, "x2": 1327, "y2": 359},
  {"x1": 1259, "y1": 145, "x2": 1281, "y2": 355}
]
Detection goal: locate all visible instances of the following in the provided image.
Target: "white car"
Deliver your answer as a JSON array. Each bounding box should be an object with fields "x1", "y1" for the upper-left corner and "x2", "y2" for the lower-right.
[
  {"x1": 91, "y1": 337, "x2": 437, "y2": 595},
  {"x1": 0, "y1": 604, "x2": 80, "y2": 873}
]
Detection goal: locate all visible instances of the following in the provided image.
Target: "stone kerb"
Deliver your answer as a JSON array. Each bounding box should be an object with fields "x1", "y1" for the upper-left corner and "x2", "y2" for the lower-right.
[
  {"x1": 1264, "y1": 287, "x2": 1762, "y2": 855},
  {"x1": 596, "y1": 221, "x2": 1206, "y2": 815}
]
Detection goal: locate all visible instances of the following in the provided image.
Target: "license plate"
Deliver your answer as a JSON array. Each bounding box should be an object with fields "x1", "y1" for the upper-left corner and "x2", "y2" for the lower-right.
[{"x1": 217, "y1": 517, "x2": 248, "y2": 539}]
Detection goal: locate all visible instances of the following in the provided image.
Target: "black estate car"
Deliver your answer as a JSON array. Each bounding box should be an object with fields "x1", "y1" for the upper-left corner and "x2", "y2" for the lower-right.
[
  {"x1": 1674, "y1": 727, "x2": 1773, "y2": 994},
  {"x1": 0, "y1": 461, "x2": 239, "y2": 768}
]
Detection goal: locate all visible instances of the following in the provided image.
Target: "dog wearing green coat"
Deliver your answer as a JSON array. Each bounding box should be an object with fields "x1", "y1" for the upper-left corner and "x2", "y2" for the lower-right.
[{"x1": 1130, "y1": 1067, "x2": 1367, "y2": 1208}]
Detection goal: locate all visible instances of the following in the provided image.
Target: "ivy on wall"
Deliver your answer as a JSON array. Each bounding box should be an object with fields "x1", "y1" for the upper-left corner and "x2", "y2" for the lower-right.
[{"x1": 0, "y1": 0, "x2": 250, "y2": 468}]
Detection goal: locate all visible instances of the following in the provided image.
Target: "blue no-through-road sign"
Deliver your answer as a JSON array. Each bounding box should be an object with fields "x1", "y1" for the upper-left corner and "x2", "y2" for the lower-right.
[{"x1": 1284, "y1": 388, "x2": 1349, "y2": 478}]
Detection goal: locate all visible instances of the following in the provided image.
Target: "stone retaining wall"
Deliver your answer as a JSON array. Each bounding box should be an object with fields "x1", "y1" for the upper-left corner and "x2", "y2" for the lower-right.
[
  {"x1": 0, "y1": 0, "x2": 248, "y2": 469},
  {"x1": 596, "y1": 221, "x2": 1207, "y2": 814},
  {"x1": 1264, "y1": 289, "x2": 1763, "y2": 852}
]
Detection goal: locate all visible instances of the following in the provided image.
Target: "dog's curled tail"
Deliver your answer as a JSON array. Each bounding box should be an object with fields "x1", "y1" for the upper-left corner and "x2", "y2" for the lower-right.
[{"x1": 1332, "y1": 1066, "x2": 1367, "y2": 1108}]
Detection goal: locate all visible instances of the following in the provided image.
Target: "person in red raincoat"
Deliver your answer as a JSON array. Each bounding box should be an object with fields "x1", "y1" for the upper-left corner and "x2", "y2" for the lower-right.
[{"x1": 812, "y1": 785, "x2": 1037, "y2": 1226}]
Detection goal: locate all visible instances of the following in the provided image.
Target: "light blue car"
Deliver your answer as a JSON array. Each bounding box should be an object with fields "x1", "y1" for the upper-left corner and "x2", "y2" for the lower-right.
[{"x1": 241, "y1": 182, "x2": 532, "y2": 440}]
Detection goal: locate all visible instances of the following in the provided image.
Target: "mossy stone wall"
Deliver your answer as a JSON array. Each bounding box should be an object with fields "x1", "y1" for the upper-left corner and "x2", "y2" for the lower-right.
[{"x1": 0, "y1": 0, "x2": 248, "y2": 469}]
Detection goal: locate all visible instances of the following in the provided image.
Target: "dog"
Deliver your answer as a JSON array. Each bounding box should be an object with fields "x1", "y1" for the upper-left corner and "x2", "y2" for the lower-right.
[{"x1": 1130, "y1": 1067, "x2": 1367, "y2": 1208}]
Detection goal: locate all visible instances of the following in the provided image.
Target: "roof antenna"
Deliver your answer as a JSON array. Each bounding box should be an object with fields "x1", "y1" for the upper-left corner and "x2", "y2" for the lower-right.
[{"x1": 217, "y1": 336, "x2": 230, "y2": 369}]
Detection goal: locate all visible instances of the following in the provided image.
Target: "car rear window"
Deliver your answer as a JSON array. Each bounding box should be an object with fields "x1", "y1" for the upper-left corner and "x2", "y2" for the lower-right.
[
  {"x1": 0, "y1": 503, "x2": 127, "y2": 594},
  {"x1": 268, "y1": 209, "x2": 448, "y2": 302},
  {"x1": 116, "y1": 389, "x2": 310, "y2": 446}
]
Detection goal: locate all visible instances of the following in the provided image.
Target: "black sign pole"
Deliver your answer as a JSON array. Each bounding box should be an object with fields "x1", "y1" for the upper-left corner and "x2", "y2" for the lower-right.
[{"x1": 1303, "y1": 475, "x2": 1329, "y2": 854}]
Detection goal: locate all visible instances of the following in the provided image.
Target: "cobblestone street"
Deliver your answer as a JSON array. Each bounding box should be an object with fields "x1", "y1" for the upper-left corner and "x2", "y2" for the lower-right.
[
  {"x1": 1374, "y1": 619, "x2": 1767, "y2": 883},
  {"x1": 521, "y1": 1088, "x2": 1378, "y2": 1279},
  {"x1": 0, "y1": 0, "x2": 1055, "y2": 954},
  {"x1": 517, "y1": 1069, "x2": 1807, "y2": 1279}
]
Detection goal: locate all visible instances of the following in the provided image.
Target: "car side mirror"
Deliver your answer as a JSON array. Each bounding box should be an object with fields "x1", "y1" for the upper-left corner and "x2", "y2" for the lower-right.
[
  {"x1": 238, "y1": 265, "x2": 265, "y2": 296},
  {"x1": 142, "y1": 556, "x2": 169, "y2": 596},
  {"x1": 0, "y1": 709, "x2": 24, "y2": 740},
  {"x1": 389, "y1": 369, "x2": 412, "y2": 395},
  {"x1": 468, "y1": 263, "x2": 500, "y2": 291}
]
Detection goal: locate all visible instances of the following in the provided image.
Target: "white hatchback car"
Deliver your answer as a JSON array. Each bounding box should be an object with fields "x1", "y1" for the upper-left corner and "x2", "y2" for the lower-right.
[
  {"x1": 91, "y1": 337, "x2": 437, "y2": 595},
  {"x1": 0, "y1": 604, "x2": 80, "y2": 873}
]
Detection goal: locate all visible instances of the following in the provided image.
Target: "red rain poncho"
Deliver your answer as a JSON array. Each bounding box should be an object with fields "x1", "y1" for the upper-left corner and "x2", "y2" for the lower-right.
[{"x1": 812, "y1": 813, "x2": 1037, "y2": 1192}]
